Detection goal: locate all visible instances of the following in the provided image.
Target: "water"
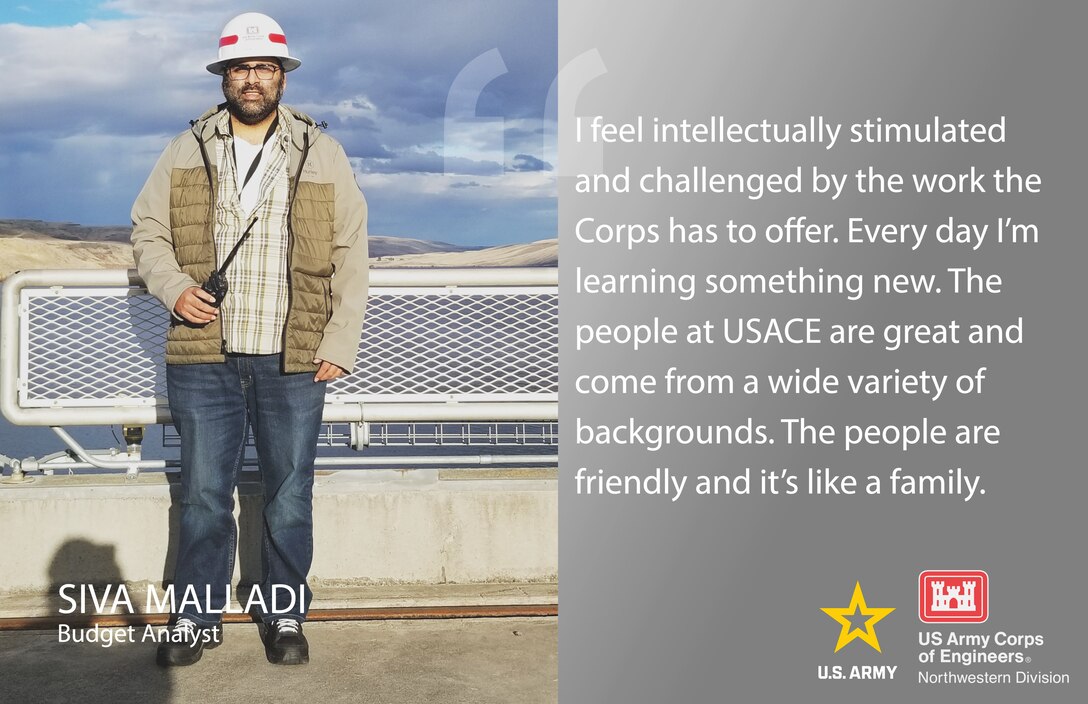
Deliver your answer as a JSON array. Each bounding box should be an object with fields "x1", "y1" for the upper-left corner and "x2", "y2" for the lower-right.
[{"x1": 0, "y1": 416, "x2": 121, "y2": 463}]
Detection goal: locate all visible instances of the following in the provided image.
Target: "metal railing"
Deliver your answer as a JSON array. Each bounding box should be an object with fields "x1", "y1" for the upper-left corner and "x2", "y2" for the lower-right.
[{"x1": 1, "y1": 268, "x2": 558, "y2": 476}]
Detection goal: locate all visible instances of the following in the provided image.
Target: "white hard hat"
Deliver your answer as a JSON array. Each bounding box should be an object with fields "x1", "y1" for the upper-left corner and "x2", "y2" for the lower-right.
[{"x1": 207, "y1": 12, "x2": 301, "y2": 75}]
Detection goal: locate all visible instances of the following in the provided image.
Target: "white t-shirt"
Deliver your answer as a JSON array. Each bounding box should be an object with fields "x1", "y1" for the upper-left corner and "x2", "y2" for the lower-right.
[{"x1": 233, "y1": 137, "x2": 270, "y2": 215}]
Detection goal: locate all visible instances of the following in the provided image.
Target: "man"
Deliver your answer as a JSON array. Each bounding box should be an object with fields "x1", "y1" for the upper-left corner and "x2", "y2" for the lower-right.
[{"x1": 131, "y1": 12, "x2": 368, "y2": 667}]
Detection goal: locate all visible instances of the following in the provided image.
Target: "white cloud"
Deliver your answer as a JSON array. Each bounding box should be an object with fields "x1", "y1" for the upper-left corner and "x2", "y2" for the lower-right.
[{"x1": 0, "y1": 0, "x2": 556, "y2": 245}]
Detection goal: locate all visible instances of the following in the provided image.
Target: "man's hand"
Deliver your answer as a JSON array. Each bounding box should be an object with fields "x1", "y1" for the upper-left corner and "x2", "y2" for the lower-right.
[
  {"x1": 174, "y1": 286, "x2": 218, "y2": 324},
  {"x1": 313, "y1": 358, "x2": 347, "y2": 382}
]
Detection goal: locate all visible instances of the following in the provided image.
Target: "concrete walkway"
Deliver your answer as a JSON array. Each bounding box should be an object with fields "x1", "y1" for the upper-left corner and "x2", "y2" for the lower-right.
[{"x1": 1, "y1": 616, "x2": 557, "y2": 704}]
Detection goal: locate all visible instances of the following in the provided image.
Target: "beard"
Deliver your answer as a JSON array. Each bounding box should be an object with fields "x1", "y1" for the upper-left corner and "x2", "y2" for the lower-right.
[{"x1": 222, "y1": 75, "x2": 284, "y2": 125}]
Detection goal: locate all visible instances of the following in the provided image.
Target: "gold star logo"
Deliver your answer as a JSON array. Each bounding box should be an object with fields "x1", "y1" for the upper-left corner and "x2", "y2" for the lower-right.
[{"x1": 821, "y1": 582, "x2": 895, "y2": 653}]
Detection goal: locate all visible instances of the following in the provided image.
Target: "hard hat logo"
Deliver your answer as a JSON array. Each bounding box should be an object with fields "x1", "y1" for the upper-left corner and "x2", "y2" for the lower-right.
[
  {"x1": 218, "y1": 33, "x2": 287, "y2": 47},
  {"x1": 207, "y1": 12, "x2": 301, "y2": 75}
]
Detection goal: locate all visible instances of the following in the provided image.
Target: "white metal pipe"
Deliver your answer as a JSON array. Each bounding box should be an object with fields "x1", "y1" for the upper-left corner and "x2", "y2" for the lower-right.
[
  {"x1": 16, "y1": 457, "x2": 560, "y2": 474},
  {"x1": 2, "y1": 271, "x2": 31, "y2": 428},
  {"x1": 314, "y1": 455, "x2": 557, "y2": 467},
  {"x1": 3, "y1": 402, "x2": 557, "y2": 427},
  {"x1": 336, "y1": 402, "x2": 560, "y2": 423},
  {"x1": 16, "y1": 457, "x2": 562, "y2": 475},
  {"x1": 4, "y1": 266, "x2": 556, "y2": 289},
  {"x1": 3, "y1": 268, "x2": 144, "y2": 289},
  {"x1": 29, "y1": 427, "x2": 557, "y2": 474},
  {"x1": 50, "y1": 427, "x2": 161, "y2": 472},
  {"x1": 369, "y1": 267, "x2": 557, "y2": 287}
]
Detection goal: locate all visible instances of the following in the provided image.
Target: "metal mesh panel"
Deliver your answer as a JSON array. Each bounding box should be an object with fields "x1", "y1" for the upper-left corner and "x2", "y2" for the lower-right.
[
  {"x1": 331, "y1": 293, "x2": 558, "y2": 400},
  {"x1": 25, "y1": 291, "x2": 168, "y2": 404},
  {"x1": 20, "y1": 286, "x2": 558, "y2": 407}
]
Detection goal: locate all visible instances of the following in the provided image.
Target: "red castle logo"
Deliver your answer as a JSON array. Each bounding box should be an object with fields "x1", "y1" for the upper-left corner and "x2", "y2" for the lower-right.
[{"x1": 919, "y1": 570, "x2": 988, "y2": 623}]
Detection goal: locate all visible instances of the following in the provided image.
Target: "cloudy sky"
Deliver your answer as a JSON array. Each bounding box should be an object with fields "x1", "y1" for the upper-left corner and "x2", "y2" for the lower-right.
[{"x1": 0, "y1": 0, "x2": 557, "y2": 246}]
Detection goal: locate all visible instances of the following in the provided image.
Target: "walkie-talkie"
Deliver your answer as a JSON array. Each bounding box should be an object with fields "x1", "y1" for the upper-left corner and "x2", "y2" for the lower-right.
[{"x1": 200, "y1": 216, "x2": 258, "y2": 308}]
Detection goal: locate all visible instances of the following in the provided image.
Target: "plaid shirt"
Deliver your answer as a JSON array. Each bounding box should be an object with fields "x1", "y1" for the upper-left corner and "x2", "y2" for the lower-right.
[{"x1": 213, "y1": 107, "x2": 292, "y2": 355}]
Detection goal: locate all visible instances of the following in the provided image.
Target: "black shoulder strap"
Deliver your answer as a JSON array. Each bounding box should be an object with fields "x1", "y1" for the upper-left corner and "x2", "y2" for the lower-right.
[
  {"x1": 230, "y1": 115, "x2": 280, "y2": 190},
  {"x1": 218, "y1": 216, "x2": 259, "y2": 274}
]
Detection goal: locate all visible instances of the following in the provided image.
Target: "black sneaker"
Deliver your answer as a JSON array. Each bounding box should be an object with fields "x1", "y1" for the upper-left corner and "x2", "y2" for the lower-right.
[
  {"x1": 155, "y1": 618, "x2": 222, "y2": 667},
  {"x1": 264, "y1": 619, "x2": 309, "y2": 665}
]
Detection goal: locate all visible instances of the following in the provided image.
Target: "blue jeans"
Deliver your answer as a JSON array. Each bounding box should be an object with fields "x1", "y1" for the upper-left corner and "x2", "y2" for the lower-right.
[{"x1": 167, "y1": 355, "x2": 326, "y2": 626}]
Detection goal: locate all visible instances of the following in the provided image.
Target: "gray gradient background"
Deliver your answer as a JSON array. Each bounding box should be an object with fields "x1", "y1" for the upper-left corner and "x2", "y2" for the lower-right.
[{"x1": 560, "y1": 1, "x2": 1085, "y2": 702}]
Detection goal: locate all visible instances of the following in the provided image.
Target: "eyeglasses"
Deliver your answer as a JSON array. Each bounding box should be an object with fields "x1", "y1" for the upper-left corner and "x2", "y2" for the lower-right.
[{"x1": 226, "y1": 63, "x2": 281, "y2": 81}]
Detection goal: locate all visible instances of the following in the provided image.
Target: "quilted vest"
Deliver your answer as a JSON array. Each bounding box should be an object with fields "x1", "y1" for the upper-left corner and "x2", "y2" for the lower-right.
[{"x1": 165, "y1": 140, "x2": 334, "y2": 372}]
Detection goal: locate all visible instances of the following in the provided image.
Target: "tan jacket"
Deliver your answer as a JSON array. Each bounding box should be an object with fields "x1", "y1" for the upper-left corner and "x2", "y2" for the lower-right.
[{"x1": 131, "y1": 104, "x2": 368, "y2": 373}]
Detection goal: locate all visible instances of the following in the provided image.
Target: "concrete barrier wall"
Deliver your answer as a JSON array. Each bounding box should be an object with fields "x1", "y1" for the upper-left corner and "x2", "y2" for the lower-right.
[{"x1": 0, "y1": 470, "x2": 558, "y2": 595}]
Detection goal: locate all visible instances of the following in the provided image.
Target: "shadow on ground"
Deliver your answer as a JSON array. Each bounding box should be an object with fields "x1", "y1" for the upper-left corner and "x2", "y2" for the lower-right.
[{"x1": 1, "y1": 617, "x2": 557, "y2": 704}]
